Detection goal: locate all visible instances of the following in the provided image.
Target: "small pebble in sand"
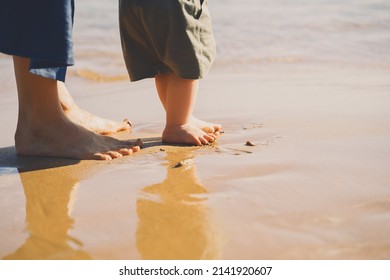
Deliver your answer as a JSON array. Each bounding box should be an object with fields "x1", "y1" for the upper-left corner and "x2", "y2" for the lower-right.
[
  {"x1": 160, "y1": 148, "x2": 166, "y2": 152},
  {"x1": 173, "y1": 159, "x2": 192, "y2": 168},
  {"x1": 245, "y1": 141, "x2": 256, "y2": 146},
  {"x1": 173, "y1": 161, "x2": 186, "y2": 168}
]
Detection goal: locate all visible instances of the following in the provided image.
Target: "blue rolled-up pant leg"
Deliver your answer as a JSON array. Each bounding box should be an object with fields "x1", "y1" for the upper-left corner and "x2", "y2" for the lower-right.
[{"x1": 0, "y1": 0, "x2": 75, "y2": 82}]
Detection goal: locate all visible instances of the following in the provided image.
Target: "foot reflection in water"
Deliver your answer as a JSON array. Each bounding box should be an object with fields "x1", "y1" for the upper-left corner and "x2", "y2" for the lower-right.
[
  {"x1": 2, "y1": 149, "x2": 221, "y2": 259},
  {"x1": 136, "y1": 151, "x2": 221, "y2": 260},
  {"x1": 3, "y1": 168, "x2": 91, "y2": 260}
]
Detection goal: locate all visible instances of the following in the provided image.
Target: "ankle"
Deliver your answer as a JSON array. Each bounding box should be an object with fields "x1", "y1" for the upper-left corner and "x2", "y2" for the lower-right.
[
  {"x1": 165, "y1": 122, "x2": 191, "y2": 131},
  {"x1": 166, "y1": 114, "x2": 193, "y2": 129}
]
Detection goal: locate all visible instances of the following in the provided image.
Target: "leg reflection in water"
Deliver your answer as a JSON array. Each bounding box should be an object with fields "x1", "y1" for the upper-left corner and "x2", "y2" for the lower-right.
[
  {"x1": 3, "y1": 167, "x2": 91, "y2": 260},
  {"x1": 136, "y1": 151, "x2": 221, "y2": 260}
]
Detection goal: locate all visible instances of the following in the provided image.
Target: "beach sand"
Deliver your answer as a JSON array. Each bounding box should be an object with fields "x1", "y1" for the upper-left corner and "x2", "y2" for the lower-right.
[{"x1": 0, "y1": 59, "x2": 390, "y2": 259}]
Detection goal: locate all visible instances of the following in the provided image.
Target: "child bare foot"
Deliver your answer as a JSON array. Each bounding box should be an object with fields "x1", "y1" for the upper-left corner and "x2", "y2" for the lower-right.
[
  {"x1": 191, "y1": 116, "x2": 222, "y2": 134},
  {"x1": 153, "y1": 74, "x2": 222, "y2": 146},
  {"x1": 15, "y1": 117, "x2": 141, "y2": 160},
  {"x1": 162, "y1": 122, "x2": 216, "y2": 146},
  {"x1": 59, "y1": 83, "x2": 131, "y2": 135}
]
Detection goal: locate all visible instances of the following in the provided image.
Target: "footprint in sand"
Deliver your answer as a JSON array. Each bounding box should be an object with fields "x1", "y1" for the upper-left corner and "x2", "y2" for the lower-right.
[{"x1": 242, "y1": 122, "x2": 263, "y2": 130}]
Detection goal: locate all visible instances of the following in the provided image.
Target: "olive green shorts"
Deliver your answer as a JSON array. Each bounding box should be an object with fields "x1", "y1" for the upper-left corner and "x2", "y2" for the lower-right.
[{"x1": 119, "y1": 0, "x2": 216, "y2": 81}]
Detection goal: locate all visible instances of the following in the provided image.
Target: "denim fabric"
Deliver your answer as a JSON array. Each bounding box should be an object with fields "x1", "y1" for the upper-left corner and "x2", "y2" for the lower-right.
[{"x1": 0, "y1": 0, "x2": 75, "y2": 81}]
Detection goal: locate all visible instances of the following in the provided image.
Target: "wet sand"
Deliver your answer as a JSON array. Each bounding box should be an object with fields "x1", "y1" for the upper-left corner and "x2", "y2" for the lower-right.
[{"x1": 1, "y1": 61, "x2": 390, "y2": 259}]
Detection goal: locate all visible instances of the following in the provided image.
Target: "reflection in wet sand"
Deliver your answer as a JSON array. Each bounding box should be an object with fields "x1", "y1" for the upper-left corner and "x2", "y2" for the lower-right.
[
  {"x1": 3, "y1": 168, "x2": 91, "y2": 260},
  {"x1": 136, "y1": 151, "x2": 221, "y2": 260},
  {"x1": 1, "y1": 147, "x2": 222, "y2": 259}
]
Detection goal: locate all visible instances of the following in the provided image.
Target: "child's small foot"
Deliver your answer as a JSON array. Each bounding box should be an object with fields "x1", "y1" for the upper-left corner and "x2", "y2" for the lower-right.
[
  {"x1": 162, "y1": 122, "x2": 216, "y2": 146},
  {"x1": 191, "y1": 116, "x2": 222, "y2": 134}
]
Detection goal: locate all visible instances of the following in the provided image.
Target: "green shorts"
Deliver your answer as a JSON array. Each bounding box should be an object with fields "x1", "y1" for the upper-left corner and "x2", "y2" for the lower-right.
[{"x1": 119, "y1": 0, "x2": 216, "y2": 81}]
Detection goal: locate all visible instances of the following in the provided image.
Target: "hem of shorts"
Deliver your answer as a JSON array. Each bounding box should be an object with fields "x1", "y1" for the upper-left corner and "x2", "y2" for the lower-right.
[
  {"x1": 128, "y1": 67, "x2": 172, "y2": 82},
  {"x1": 0, "y1": 48, "x2": 33, "y2": 59},
  {"x1": 172, "y1": 65, "x2": 211, "y2": 80},
  {"x1": 1, "y1": 48, "x2": 73, "y2": 82},
  {"x1": 0, "y1": 48, "x2": 73, "y2": 65},
  {"x1": 129, "y1": 68, "x2": 211, "y2": 82}
]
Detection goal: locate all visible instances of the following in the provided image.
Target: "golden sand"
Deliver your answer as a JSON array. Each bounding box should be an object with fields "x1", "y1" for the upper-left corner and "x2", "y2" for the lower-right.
[{"x1": 1, "y1": 63, "x2": 390, "y2": 259}]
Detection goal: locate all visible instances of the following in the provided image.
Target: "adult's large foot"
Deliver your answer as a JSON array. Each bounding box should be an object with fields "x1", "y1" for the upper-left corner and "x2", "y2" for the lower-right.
[
  {"x1": 15, "y1": 117, "x2": 141, "y2": 160},
  {"x1": 12, "y1": 56, "x2": 139, "y2": 160},
  {"x1": 59, "y1": 83, "x2": 131, "y2": 135}
]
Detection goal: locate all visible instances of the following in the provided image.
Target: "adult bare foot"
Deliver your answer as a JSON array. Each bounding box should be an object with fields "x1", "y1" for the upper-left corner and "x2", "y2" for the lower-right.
[
  {"x1": 64, "y1": 105, "x2": 132, "y2": 135},
  {"x1": 15, "y1": 117, "x2": 141, "y2": 160},
  {"x1": 162, "y1": 122, "x2": 216, "y2": 146},
  {"x1": 12, "y1": 56, "x2": 140, "y2": 160},
  {"x1": 59, "y1": 83, "x2": 131, "y2": 135}
]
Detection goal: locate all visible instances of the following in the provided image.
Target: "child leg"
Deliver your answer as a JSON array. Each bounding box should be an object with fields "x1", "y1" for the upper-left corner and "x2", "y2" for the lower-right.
[
  {"x1": 13, "y1": 56, "x2": 140, "y2": 160},
  {"x1": 156, "y1": 73, "x2": 222, "y2": 140},
  {"x1": 156, "y1": 73, "x2": 217, "y2": 146}
]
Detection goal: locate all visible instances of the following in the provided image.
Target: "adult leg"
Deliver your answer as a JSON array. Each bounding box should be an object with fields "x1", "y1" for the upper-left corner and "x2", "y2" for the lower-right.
[{"x1": 14, "y1": 56, "x2": 140, "y2": 160}]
